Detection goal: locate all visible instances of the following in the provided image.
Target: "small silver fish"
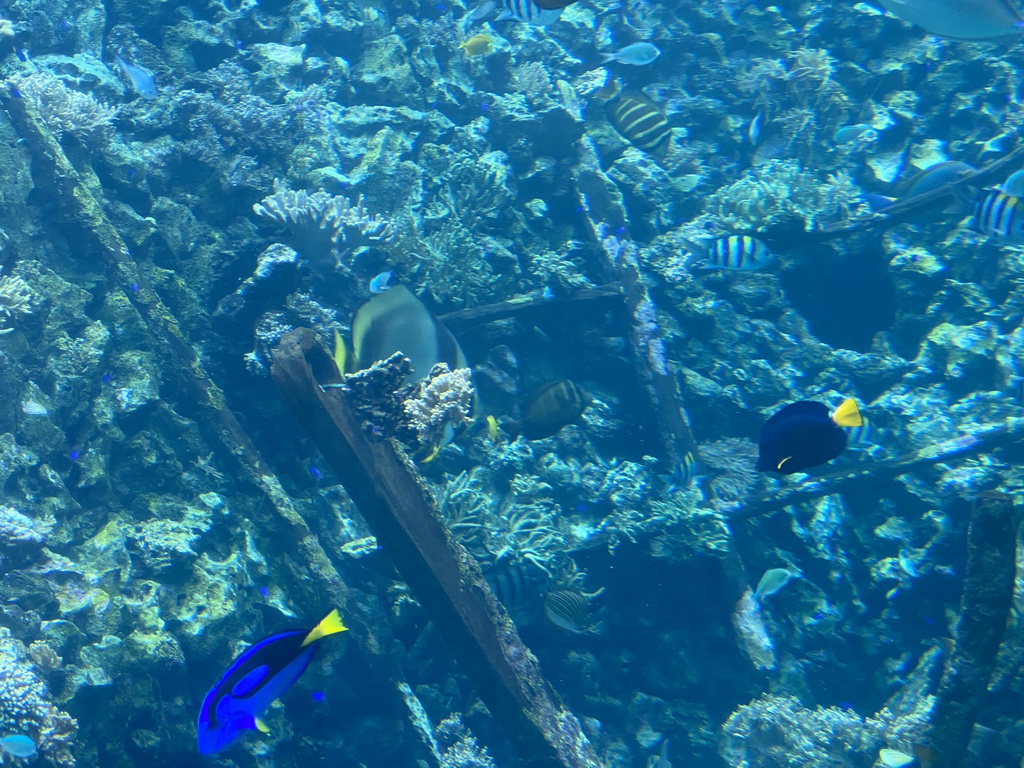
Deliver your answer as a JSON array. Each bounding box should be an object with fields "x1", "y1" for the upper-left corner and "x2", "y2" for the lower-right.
[
  {"x1": 21, "y1": 400, "x2": 47, "y2": 416},
  {"x1": 369, "y1": 271, "x2": 392, "y2": 294},
  {"x1": 833, "y1": 124, "x2": 877, "y2": 144},
  {"x1": 748, "y1": 111, "x2": 763, "y2": 146},
  {"x1": 116, "y1": 56, "x2": 158, "y2": 99},
  {"x1": 754, "y1": 568, "x2": 795, "y2": 600},
  {"x1": 600, "y1": 42, "x2": 661, "y2": 65}
]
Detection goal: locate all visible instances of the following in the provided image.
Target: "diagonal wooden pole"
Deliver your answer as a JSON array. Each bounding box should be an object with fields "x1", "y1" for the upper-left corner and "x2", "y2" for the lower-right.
[{"x1": 269, "y1": 329, "x2": 602, "y2": 768}]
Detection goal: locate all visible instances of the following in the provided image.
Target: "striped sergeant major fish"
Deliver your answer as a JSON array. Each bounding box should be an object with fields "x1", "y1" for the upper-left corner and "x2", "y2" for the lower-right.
[
  {"x1": 605, "y1": 90, "x2": 673, "y2": 153},
  {"x1": 702, "y1": 235, "x2": 774, "y2": 271},
  {"x1": 469, "y1": 0, "x2": 577, "y2": 24},
  {"x1": 970, "y1": 188, "x2": 1024, "y2": 242}
]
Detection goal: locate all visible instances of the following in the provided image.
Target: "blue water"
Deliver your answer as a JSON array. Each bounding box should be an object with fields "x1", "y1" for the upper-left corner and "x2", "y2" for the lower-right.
[{"x1": 0, "y1": 0, "x2": 1020, "y2": 765}]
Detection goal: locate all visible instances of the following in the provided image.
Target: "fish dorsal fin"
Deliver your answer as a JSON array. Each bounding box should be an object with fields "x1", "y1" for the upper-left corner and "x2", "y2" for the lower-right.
[
  {"x1": 831, "y1": 398, "x2": 863, "y2": 427},
  {"x1": 301, "y1": 609, "x2": 348, "y2": 648}
]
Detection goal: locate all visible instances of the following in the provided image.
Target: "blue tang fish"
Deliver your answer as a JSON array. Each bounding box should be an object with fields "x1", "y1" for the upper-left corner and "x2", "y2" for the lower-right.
[
  {"x1": 756, "y1": 398, "x2": 862, "y2": 475},
  {"x1": 197, "y1": 609, "x2": 347, "y2": 754}
]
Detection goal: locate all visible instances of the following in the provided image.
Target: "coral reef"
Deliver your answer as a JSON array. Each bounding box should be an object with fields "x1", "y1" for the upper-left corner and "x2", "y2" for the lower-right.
[
  {"x1": 403, "y1": 363, "x2": 475, "y2": 454},
  {"x1": 9, "y1": 71, "x2": 117, "y2": 141},
  {"x1": 0, "y1": 629, "x2": 76, "y2": 767},
  {"x1": 0, "y1": 275, "x2": 32, "y2": 334}
]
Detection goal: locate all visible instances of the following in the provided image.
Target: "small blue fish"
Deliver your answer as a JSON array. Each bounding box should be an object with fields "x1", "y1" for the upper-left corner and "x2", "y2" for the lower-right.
[
  {"x1": 600, "y1": 42, "x2": 661, "y2": 65},
  {"x1": 757, "y1": 398, "x2": 862, "y2": 474},
  {"x1": 368, "y1": 271, "x2": 392, "y2": 294},
  {"x1": 197, "y1": 610, "x2": 348, "y2": 754},
  {"x1": 833, "y1": 124, "x2": 877, "y2": 144},
  {"x1": 702, "y1": 235, "x2": 774, "y2": 271},
  {"x1": 0, "y1": 735, "x2": 37, "y2": 758},
  {"x1": 115, "y1": 56, "x2": 158, "y2": 100}
]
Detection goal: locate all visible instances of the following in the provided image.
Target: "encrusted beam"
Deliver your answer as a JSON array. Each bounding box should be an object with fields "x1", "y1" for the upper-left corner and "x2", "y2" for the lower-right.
[
  {"x1": 268, "y1": 328, "x2": 602, "y2": 768},
  {"x1": 928, "y1": 491, "x2": 1018, "y2": 766}
]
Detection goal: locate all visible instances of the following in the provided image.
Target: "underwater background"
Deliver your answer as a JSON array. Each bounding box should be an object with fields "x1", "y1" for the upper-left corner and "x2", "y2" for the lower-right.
[{"x1": 2, "y1": 0, "x2": 1024, "y2": 764}]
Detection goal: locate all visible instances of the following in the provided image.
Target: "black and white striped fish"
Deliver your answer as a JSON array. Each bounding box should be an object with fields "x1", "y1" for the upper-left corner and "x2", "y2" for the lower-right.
[
  {"x1": 605, "y1": 91, "x2": 673, "y2": 153},
  {"x1": 970, "y1": 188, "x2": 1024, "y2": 242},
  {"x1": 469, "y1": 0, "x2": 576, "y2": 24},
  {"x1": 702, "y1": 235, "x2": 774, "y2": 271}
]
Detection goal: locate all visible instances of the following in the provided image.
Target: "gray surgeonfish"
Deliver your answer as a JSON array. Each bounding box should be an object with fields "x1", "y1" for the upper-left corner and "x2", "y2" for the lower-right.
[
  {"x1": 876, "y1": 0, "x2": 1024, "y2": 39},
  {"x1": 336, "y1": 285, "x2": 468, "y2": 383}
]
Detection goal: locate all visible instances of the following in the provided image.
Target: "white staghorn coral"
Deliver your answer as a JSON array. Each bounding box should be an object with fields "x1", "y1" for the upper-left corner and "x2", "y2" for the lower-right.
[
  {"x1": 0, "y1": 275, "x2": 32, "y2": 335},
  {"x1": 403, "y1": 364, "x2": 475, "y2": 451}
]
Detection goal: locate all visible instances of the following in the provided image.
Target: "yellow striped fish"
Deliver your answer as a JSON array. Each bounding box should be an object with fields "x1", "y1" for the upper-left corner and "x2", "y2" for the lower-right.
[
  {"x1": 703, "y1": 235, "x2": 774, "y2": 271},
  {"x1": 971, "y1": 188, "x2": 1024, "y2": 242},
  {"x1": 605, "y1": 91, "x2": 672, "y2": 153}
]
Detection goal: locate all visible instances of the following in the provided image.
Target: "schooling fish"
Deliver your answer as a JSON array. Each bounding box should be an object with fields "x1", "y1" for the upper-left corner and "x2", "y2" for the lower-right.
[
  {"x1": 606, "y1": 91, "x2": 672, "y2": 153},
  {"x1": 469, "y1": 0, "x2": 575, "y2": 24},
  {"x1": 756, "y1": 398, "x2": 862, "y2": 475},
  {"x1": 600, "y1": 42, "x2": 661, "y2": 65},
  {"x1": 115, "y1": 56, "x2": 158, "y2": 99},
  {"x1": 875, "y1": 0, "x2": 1024, "y2": 39},
  {"x1": 521, "y1": 379, "x2": 591, "y2": 440},
  {"x1": 969, "y1": 188, "x2": 1024, "y2": 242},
  {"x1": 703, "y1": 235, "x2": 774, "y2": 271},
  {"x1": 197, "y1": 610, "x2": 348, "y2": 755}
]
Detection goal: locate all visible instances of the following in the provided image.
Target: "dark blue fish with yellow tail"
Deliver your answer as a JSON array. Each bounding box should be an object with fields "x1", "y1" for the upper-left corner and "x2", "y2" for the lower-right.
[
  {"x1": 197, "y1": 609, "x2": 348, "y2": 755},
  {"x1": 756, "y1": 398, "x2": 862, "y2": 475}
]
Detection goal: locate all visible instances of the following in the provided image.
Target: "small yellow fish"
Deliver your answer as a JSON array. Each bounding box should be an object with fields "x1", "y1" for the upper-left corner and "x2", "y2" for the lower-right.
[
  {"x1": 460, "y1": 34, "x2": 493, "y2": 57},
  {"x1": 486, "y1": 415, "x2": 500, "y2": 442}
]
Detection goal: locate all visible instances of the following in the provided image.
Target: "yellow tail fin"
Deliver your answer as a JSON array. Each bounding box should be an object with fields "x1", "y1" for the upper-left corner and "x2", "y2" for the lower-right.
[
  {"x1": 831, "y1": 398, "x2": 862, "y2": 428},
  {"x1": 302, "y1": 609, "x2": 348, "y2": 647}
]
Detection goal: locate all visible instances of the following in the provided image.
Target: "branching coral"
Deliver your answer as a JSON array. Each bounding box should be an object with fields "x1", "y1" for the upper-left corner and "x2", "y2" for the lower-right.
[
  {"x1": 253, "y1": 178, "x2": 395, "y2": 266},
  {"x1": 9, "y1": 71, "x2": 118, "y2": 141},
  {"x1": 0, "y1": 629, "x2": 77, "y2": 767},
  {"x1": 720, "y1": 694, "x2": 933, "y2": 768},
  {"x1": 0, "y1": 275, "x2": 33, "y2": 334},
  {"x1": 402, "y1": 364, "x2": 475, "y2": 453},
  {"x1": 702, "y1": 160, "x2": 861, "y2": 232}
]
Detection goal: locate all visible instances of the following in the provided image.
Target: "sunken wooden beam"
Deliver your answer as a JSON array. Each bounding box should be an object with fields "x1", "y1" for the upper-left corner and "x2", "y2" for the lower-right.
[
  {"x1": 928, "y1": 491, "x2": 1018, "y2": 767},
  {"x1": 726, "y1": 420, "x2": 1024, "y2": 520},
  {"x1": 571, "y1": 137, "x2": 698, "y2": 469},
  {"x1": 268, "y1": 329, "x2": 603, "y2": 768},
  {"x1": 439, "y1": 283, "x2": 623, "y2": 330},
  {"x1": 763, "y1": 144, "x2": 1024, "y2": 247}
]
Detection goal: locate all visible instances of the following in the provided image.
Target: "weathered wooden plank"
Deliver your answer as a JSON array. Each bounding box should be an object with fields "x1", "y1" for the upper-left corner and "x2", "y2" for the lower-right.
[{"x1": 269, "y1": 329, "x2": 603, "y2": 768}]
